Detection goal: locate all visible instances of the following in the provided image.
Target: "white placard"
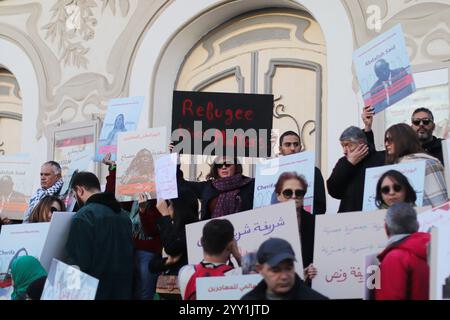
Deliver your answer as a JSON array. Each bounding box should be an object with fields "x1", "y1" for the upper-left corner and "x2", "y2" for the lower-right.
[
  {"x1": 186, "y1": 201, "x2": 304, "y2": 274},
  {"x1": 362, "y1": 161, "x2": 426, "y2": 212},
  {"x1": 155, "y1": 153, "x2": 178, "y2": 200},
  {"x1": 196, "y1": 274, "x2": 262, "y2": 300},
  {"x1": 429, "y1": 223, "x2": 450, "y2": 300},
  {"x1": 253, "y1": 152, "x2": 315, "y2": 213},
  {"x1": 41, "y1": 258, "x2": 99, "y2": 300},
  {"x1": 418, "y1": 201, "x2": 450, "y2": 232},
  {"x1": 312, "y1": 210, "x2": 388, "y2": 299}
]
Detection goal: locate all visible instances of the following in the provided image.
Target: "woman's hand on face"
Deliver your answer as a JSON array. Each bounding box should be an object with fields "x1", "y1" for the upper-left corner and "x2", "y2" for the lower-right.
[{"x1": 303, "y1": 263, "x2": 318, "y2": 281}]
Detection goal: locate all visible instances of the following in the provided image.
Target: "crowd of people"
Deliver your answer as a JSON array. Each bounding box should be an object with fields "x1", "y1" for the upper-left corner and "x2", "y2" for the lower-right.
[{"x1": 0, "y1": 106, "x2": 448, "y2": 300}]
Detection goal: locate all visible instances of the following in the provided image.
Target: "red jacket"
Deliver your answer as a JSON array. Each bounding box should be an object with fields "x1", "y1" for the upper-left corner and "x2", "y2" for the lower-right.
[{"x1": 375, "y1": 232, "x2": 430, "y2": 300}]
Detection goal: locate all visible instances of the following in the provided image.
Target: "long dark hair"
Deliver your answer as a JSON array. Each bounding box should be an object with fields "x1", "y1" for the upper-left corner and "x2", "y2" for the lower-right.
[
  {"x1": 29, "y1": 195, "x2": 65, "y2": 223},
  {"x1": 375, "y1": 170, "x2": 417, "y2": 209},
  {"x1": 385, "y1": 123, "x2": 423, "y2": 164}
]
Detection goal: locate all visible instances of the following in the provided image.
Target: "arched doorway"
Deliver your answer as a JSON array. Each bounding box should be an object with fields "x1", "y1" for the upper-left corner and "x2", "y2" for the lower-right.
[
  {"x1": 175, "y1": 9, "x2": 326, "y2": 180},
  {"x1": 0, "y1": 68, "x2": 22, "y2": 155}
]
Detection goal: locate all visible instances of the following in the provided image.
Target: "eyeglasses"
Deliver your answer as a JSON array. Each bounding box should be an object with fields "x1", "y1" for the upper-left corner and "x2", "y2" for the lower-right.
[
  {"x1": 381, "y1": 184, "x2": 402, "y2": 195},
  {"x1": 281, "y1": 189, "x2": 306, "y2": 199},
  {"x1": 384, "y1": 136, "x2": 393, "y2": 144},
  {"x1": 215, "y1": 163, "x2": 233, "y2": 169},
  {"x1": 50, "y1": 206, "x2": 59, "y2": 213},
  {"x1": 412, "y1": 118, "x2": 433, "y2": 126}
]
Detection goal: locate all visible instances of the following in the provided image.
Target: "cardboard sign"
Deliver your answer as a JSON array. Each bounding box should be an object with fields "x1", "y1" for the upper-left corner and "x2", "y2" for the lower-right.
[
  {"x1": 362, "y1": 161, "x2": 426, "y2": 211},
  {"x1": 95, "y1": 96, "x2": 144, "y2": 161},
  {"x1": 171, "y1": 91, "x2": 273, "y2": 157},
  {"x1": 429, "y1": 223, "x2": 450, "y2": 300},
  {"x1": 418, "y1": 201, "x2": 450, "y2": 232},
  {"x1": 41, "y1": 258, "x2": 99, "y2": 300},
  {"x1": 185, "y1": 201, "x2": 304, "y2": 274},
  {"x1": 116, "y1": 127, "x2": 168, "y2": 201},
  {"x1": 196, "y1": 274, "x2": 262, "y2": 300},
  {"x1": 312, "y1": 210, "x2": 388, "y2": 299},
  {"x1": 0, "y1": 155, "x2": 33, "y2": 220},
  {"x1": 353, "y1": 24, "x2": 415, "y2": 113},
  {"x1": 0, "y1": 212, "x2": 75, "y2": 273},
  {"x1": 155, "y1": 153, "x2": 178, "y2": 200},
  {"x1": 253, "y1": 152, "x2": 315, "y2": 213}
]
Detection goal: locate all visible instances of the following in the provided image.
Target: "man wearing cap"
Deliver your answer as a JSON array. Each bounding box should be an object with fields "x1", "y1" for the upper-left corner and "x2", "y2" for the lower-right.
[
  {"x1": 327, "y1": 126, "x2": 385, "y2": 213},
  {"x1": 241, "y1": 238, "x2": 327, "y2": 300}
]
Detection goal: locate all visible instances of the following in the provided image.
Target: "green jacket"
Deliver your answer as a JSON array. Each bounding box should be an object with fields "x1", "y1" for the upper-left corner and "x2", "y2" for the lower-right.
[{"x1": 65, "y1": 192, "x2": 133, "y2": 300}]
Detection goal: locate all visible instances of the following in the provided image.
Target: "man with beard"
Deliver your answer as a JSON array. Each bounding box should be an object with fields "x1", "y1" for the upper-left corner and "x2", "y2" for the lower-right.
[
  {"x1": 362, "y1": 106, "x2": 444, "y2": 165},
  {"x1": 65, "y1": 171, "x2": 133, "y2": 300},
  {"x1": 410, "y1": 108, "x2": 444, "y2": 165}
]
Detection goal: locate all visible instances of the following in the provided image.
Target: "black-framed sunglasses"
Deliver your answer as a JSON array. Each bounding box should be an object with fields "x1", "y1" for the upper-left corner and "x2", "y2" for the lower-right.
[
  {"x1": 215, "y1": 163, "x2": 234, "y2": 169},
  {"x1": 384, "y1": 136, "x2": 393, "y2": 144},
  {"x1": 50, "y1": 206, "x2": 59, "y2": 213},
  {"x1": 281, "y1": 189, "x2": 306, "y2": 199},
  {"x1": 381, "y1": 184, "x2": 402, "y2": 195},
  {"x1": 412, "y1": 118, "x2": 433, "y2": 126}
]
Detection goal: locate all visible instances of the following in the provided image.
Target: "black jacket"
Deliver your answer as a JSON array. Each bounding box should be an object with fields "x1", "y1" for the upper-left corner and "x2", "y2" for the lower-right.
[
  {"x1": 180, "y1": 172, "x2": 255, "y2": 220},
  {"x1": 422, "y1": 136, "x2": 444, "y2": 165},
  {"x1": 65, "y1": 192, "x2": 133, "y2": 300},
  {"x1": 312, "y1": 167, "x2": 326, "y2": 215},
  {"x1": 327, "y1": 146, "x2": 385, "y2": 213},
  {"x1": 299, "y1": 208, "x2": 315, "y2": 268},
  {"x1": 241, "y1": 274, "x2": 328, "y2": 300}
]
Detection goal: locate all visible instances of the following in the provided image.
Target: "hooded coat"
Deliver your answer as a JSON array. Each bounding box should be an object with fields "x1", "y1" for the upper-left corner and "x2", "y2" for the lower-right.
[{"x1": 375, "y1": 232, "x2": 430, "y2": 300}]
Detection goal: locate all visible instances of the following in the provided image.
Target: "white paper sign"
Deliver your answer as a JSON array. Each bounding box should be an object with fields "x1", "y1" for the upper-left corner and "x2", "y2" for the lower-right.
[
  {"x1": 196, "y1": 274, "x2": 262, "y2": 300},
  {"x1": 418, "y1": 201, "x2": 450, "y2": 232},
  {"x1": 116, "y1": 127, "x2": 168, "y2": 201},
  {"x1": 312, "y1": 210, "x2": 388, "y2": 299},
  {"x1": 41, "y1": 258, "x2": 99, "y2": 300},
  {"x1": 0, "y1": 155, "x2": 34, "y2": 220},
  {"x1": 186, "y1": 201, "x2": 304, "y2": 274},
  {"x1": 429, "y1": 223, "x2": 450, "y2": 300},
  {"x1": 254, "y1": 152, "x2": 315, "y2": 213},
  {"x1": 155, "y1": 153, "x2": 178, "y2": 200},
  {"x1": 362, "y1": 161, "x2": 426, "y2": 211}
]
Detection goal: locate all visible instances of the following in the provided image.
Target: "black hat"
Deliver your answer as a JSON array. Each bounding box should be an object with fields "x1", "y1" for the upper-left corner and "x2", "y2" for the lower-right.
[{"x1": 257, "y1": 238, "x2": 296, "y2": 267}]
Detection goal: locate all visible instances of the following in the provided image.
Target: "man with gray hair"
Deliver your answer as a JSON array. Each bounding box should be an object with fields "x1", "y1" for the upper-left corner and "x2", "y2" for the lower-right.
[
  {"x1": 22, "y1": 161, "x2": 64, "y2": 223},
  {"x1": 327, "y1": 126, "x2": 384, "y2": 212},
  {"x1": 375, "y1": 203, "x2": 430, "y2": 300}
]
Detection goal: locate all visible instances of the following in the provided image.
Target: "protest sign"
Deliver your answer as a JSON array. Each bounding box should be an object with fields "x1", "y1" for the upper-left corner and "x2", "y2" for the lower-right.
[
  {"x1": 312, "y1": 210, "x2": 388, "y2": 299},
  {"x1": 172, "y1": 91, "x2": 273, "y2": 157},
  {"x1": 0, "y1": 155, "x2": 33, "y2": 220},
  {"x1": 253, "y1": 152, "x2": 315, "y2": 213},
  {"x1": 95, "y1": 96, "x2": 144, "y2": 161},
  {"x1": 443, "y1": 139, "x2": 450, "y2": 199},
  {"x1": 418, "y1": 201, "x2": 450, "y2": 232},
  {"x1": 186, "y1": 201, "x2": 304, "y2": 274},
  {"x1": 362, "y1": 161, "x2": 426, "y2": 211},
  {"x1": 41, "y1": 258, "x2": 99, "y2": 300},
  {"x1": 116, "y1": 127, "x2": 168, "y2": 201},
  {"x1": 429, "y1": 223, "x2": 450, "y2": 300},
  {"x1": 353, "y1": 24, "x2": 415, "y2": 113},
  {"x1": 155, "y1": 153, "x2": 178, "y2": 200},
  {"x1": 196, "y1": 274, "x2": 262, "y2": 300}
]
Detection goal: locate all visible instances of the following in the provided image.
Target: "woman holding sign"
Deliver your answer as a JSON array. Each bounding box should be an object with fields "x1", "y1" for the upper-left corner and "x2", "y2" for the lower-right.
[
  {"x1": 274, "y1": 172, "x2": 317, "y2": 283},
  {"x1": 375, "y1": 170, "x2": 417, "y2": 209},
  {"x1": 179, "y1": 156, "x2": 255, "y2": 220},
  {"x1": 384, "y1": 124, "x2": 447, "y2": 207}
]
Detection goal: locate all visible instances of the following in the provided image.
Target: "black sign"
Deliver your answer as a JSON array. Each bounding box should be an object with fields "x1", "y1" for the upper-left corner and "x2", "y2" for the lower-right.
[{"x1": 171, "y1": 91, "x2": 273, "y2": 157}]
